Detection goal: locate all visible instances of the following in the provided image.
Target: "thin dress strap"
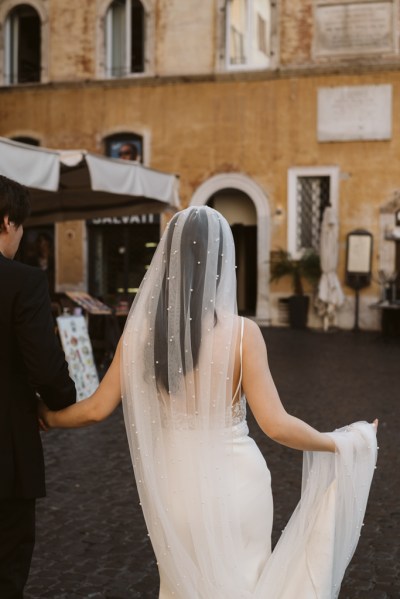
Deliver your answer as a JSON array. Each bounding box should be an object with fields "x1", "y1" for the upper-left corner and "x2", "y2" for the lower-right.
[{"x1": 232, "y1": 317, "x2": 244, "y2": 404}]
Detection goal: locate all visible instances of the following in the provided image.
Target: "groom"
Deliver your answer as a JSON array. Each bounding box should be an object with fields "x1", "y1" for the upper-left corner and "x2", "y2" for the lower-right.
[{"x1": 0, "y1": 175, "x2": 76, "y2": 598}]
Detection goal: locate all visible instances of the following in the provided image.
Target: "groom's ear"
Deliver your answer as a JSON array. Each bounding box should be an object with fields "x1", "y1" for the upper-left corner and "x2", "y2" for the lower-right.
[{"x1": 0, "y1": 215, "x2": 8, "y2": 234}]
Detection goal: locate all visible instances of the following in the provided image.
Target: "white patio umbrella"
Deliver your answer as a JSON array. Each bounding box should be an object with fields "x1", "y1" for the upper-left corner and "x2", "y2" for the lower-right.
[
  {"x1": 0, "y1": 137, "x2": 180, "y2": 225},
  {"x1": 317, "y1": 205, "x2": 344, "y2": 330}
]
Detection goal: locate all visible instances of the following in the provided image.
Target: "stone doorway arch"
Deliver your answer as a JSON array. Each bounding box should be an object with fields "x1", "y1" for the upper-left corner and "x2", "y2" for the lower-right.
[{"x1": 190, "y1": 173, "x2": 271, "y2": 323}]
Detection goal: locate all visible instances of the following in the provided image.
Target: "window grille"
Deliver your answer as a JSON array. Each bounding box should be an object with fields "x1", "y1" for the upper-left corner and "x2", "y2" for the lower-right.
[{"x1": 296, "y1": 176, "x2": 330, "y2": 252}]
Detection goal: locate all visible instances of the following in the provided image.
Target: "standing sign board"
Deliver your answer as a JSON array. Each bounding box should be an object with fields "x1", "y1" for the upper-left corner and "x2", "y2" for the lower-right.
[
  {"x1": 57, "y1": 315, "x2": 99, "y2": 401},
  {"x1": 346, "y1": 230, "x2": 373, "y2": 288},
  {"x1": 345, "y1": 229, "x2": 373, "y2": 330}
]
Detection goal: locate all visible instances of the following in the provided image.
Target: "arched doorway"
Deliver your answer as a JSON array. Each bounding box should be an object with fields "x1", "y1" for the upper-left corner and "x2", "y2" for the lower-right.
[
  {"x1": 190, "y1": 173, "x2": 271, "y2": 322},
  {"x1": 208, "y1": 189, "x2": 257, "y2": 315}
]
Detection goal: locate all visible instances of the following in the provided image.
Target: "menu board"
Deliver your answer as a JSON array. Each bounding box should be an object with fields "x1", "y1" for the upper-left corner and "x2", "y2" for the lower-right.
[
  {"x1": 57, "y1": 315, "x2": 99, "y2": 401},
  {"x1": 347, "y1": 235, "x2": 372, "y2": 274}
]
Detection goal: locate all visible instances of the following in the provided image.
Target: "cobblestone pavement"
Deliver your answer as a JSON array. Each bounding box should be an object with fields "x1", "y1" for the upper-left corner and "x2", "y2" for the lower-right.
[{"x1": 25, "y1": 328, "x2": 399, "y2": 599}]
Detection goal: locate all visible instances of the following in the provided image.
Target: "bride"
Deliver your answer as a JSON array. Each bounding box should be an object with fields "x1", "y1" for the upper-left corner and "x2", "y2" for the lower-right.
[{"x1": 39, "y1": 206, "x2": 378, "y2": 598}]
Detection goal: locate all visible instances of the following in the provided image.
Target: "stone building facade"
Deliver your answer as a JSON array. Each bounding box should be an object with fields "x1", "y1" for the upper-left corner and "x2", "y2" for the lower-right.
[{"x1": 1, "y1": 0, "x2": 400, "y2": 328}]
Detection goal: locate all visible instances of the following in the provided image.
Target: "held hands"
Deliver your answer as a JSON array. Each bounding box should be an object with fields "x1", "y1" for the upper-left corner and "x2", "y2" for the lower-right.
[{"x1": 38, "y1": 399, "x2": 51, "y2": 432}]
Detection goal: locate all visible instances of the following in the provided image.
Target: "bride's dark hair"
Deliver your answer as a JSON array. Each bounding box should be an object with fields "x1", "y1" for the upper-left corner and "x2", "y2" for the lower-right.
[{"x1": 154, "y1": 208, "x2": 223, "y2": 393}]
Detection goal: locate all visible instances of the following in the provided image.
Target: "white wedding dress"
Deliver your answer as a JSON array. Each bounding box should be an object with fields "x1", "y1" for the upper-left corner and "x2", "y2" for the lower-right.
[
  {"x1": 120, "y1": 206, "x2": 377, "y2": 599},
  {"x1": 158, "y1": 405, "x2": 273, "y2": 598},
  {"x1": 155, "y1": 322, "x2": 377, "y2": 599}
]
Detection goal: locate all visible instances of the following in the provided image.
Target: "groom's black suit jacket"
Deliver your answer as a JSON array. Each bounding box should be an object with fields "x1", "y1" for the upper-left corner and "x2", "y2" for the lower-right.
[{"x1": 0, "y1": 252, "x2": 76, "y2": 499}]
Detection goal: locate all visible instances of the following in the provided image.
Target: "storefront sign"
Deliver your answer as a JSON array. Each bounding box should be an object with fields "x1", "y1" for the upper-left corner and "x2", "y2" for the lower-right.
[
  {"x1": 89, "y1": 214, "x2": 159, "y2": 225},
  {"x1": 57, "y1": 315, "x2": 99, "y2": 401}
]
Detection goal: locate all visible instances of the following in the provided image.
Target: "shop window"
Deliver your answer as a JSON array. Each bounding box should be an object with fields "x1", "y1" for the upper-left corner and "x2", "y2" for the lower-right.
[
  {"x1": 4, "y1": 4, "x2": 41, "y2": 84},
  {"x1": 87, "y1": 216, "x2": 159, "y2": 303},
  {"x1": 105, "y1": 0, "x2": 144, "y2": 77},
  {"x1": 226, "y1": 0, "x2": 271, "y2": 70},
  {"x1": 104, "y1": 131, "x2": 144, "y2": 162},
  {"x1": 97, "y1": 129, "x2": 155, "y2": 310},
  {"x1": 287, "y1": 167, "x2": 339, "y2": 257}
]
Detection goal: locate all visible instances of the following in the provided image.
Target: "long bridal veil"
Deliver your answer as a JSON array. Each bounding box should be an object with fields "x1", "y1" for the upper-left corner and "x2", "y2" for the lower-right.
[
  {"x1": 121, "y1": 206, "x2": 245, "y2": 597},
  {"x1": 121, "y1": 206, "x2": 377, "y2": 599}
]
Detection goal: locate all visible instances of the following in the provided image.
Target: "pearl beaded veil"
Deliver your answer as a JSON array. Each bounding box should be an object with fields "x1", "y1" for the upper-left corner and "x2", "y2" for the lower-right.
[{"x1": 121, "y1": 206, "x2": 247, "y2": 596}]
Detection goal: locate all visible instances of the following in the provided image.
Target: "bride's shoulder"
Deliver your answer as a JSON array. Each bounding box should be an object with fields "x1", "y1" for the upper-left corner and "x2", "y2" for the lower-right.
[
  {"x1": 242, "y1": 317, "x2": 262, "y2": 336},
  {"x1": 241, "y1": 318, "x2": 267, "y2": 353}
]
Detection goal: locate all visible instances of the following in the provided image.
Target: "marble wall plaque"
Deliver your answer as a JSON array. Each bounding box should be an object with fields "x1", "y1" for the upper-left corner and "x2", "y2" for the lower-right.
[
  {"x1": 315, "y1": 1, "x2": 395, "y2": 56},
  {"x1": 317, "y1": 84, "x2": 392, "y2": 142}
]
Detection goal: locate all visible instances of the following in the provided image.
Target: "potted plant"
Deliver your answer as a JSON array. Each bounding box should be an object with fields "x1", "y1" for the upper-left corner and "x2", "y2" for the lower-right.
[{"x1": 270, "y1": 249, "x2": 321, "y2": 329}]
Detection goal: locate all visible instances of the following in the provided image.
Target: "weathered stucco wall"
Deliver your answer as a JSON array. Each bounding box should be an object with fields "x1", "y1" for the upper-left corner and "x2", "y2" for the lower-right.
[
  {"x1": 280, "y1": 0, "x2": 313, "y2": 66},
  {"x1": 2, "y1": 0, "x2": 400, "y2": 327},
  {"x1": 1, "y1": 70, "x2": 399, "y2": 298},
  {"x1": 1, "y1": 1, "x2": 400, "y2": 83},
  {"x1": 156, "y1": 0, "x2": 217, "y2": 75},
  {"x1": 49, "y1": 0, "x2": 97, "y2": 81}
]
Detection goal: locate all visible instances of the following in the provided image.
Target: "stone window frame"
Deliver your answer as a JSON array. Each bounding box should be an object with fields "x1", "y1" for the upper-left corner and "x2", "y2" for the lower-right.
[
  {"x1": 96, "y1": 0, "x2": 155, "y2": 80},
  {"x1": 287, "y1": 166, "x2": 340, "y2": 258},
  {"x1": 103, "y1": 131, "x2": 144, "y2": 163},
  {"x1": 0, "y1": 0, "x2": 49, "y2": 86},
  {"x1": 100, "y1": 126, "x2": 151, "y2": 167},
  {"x1": 219, "y1": 0, "x2": 278, "y2": 72}
]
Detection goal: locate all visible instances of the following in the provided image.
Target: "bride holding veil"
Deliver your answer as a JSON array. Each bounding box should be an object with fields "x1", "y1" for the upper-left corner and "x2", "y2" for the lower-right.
[{"x1": 40, "y1": 206, "x2": 378, "y2": 598}]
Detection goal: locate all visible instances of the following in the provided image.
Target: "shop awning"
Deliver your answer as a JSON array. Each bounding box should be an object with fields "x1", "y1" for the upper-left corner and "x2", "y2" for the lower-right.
[{"x1": 0, "y1": 137, "x2": 180, "y2": 225}]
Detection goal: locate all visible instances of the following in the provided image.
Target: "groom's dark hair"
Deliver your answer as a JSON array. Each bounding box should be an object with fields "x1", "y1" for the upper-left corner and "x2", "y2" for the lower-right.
[{"x1": 0, "y1": 175, "x2": 31, "y2": 231}]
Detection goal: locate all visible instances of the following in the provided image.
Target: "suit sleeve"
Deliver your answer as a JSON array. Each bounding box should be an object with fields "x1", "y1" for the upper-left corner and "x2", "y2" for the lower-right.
[{"x1": 14, "y1": 268, "x2": 76, "y2": 410}]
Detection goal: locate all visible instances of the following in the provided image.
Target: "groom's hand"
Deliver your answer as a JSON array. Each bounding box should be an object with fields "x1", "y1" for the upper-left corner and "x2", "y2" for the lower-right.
[{"x1": 37, "y1": 398, "x2": 50, "y2": 432}]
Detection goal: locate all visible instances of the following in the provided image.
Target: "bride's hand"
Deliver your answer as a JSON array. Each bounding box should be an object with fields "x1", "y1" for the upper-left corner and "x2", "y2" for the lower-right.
[
  {"x1": 38, "y1": 399, "x2": 51, "y2": 432},
  {"x1": 372, "y1": 418, "x2": 379, "y2": 433}
]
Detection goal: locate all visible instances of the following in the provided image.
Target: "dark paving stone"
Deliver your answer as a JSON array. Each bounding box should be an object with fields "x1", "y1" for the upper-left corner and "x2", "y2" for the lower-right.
[{"x1": 25, "y1": 328, "x2": 400, "y2": 598}]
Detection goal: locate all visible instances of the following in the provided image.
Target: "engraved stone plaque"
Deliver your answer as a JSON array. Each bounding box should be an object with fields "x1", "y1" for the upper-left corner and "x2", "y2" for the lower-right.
[
  {"x1": 315, "y1": 1, "x2": 395, "y2": 56},
  {"x1": 318, "y1": 84, "x2": 392, "y2": 142}
]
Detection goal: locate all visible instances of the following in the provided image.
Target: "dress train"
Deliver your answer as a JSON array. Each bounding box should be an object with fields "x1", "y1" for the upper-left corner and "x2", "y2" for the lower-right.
[{"x1": 158, "y1": 421, "x2": 377, "y2": 599}]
